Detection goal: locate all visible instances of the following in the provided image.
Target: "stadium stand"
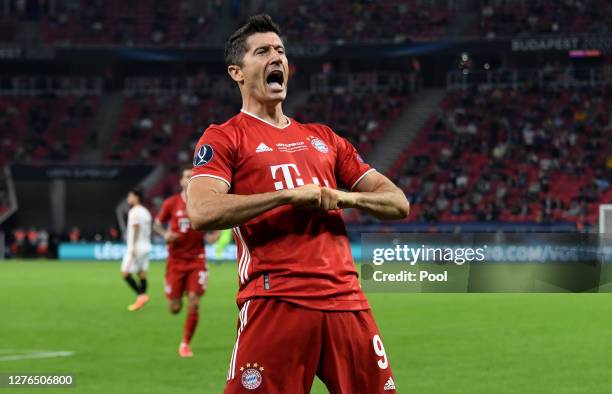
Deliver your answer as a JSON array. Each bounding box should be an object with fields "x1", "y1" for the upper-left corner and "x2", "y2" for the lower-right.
[
  {"x1": 0, "y1": 14, "x2": 16, "y2": 42},
  {"x1": 39, "y1": 0, "x2": 453, "y2": 46},
  {"x1": 43, "y1": 0, "x2": 214, "y2": 46},
  {"x1": 3, "y1": 1, "x2": 612, "y2": 254},
  {"x1": 389, "y1": 82, "x2": 612, "y2": 225},
  {"x1": 479, "y1": 0, "x2": 612, "y2": 38},
  {"x1": 1, "y1": 94, "x2": 98, "y2": 162},
  {"x1": 293, "y1": 72, "x2": 410, "y2": 156},
  {"x1": 107, "y1": 91, "x2": 238, "y2": 165},
  {"x1": 276, "y1": 0, "x2": 453, "y2": 43},
  {"x1": 13, "y1": 0, "x2": 612, "y2": 48},
  {"x1": 294, "y1": 89, "x2": 407, "y2": 156}
]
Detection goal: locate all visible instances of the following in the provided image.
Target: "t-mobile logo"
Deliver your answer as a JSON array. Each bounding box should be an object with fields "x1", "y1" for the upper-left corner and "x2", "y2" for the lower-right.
[
  {"x1": 270, "y1": 164, "x2": 304, "y2": 190},
  {"x1": 270, "y1": 164, "x2": 330, "y2": 190}
]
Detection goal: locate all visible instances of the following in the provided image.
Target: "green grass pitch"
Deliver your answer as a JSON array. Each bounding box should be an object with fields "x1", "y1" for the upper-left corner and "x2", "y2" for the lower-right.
[{"x1": 1, "y1": 260, "x2": 612, "y2": 393}]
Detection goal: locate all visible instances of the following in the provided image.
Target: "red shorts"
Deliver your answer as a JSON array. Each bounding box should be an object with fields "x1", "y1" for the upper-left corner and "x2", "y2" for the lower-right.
[
  {"x1": 224, "y1": 298, "x2": 397, "y2": 394},
  {"x1": 164, "y1": 267, "x2": 208, "y2": 300}
]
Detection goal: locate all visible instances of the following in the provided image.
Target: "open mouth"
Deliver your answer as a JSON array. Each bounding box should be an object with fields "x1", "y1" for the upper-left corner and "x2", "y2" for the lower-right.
[{"x1": 266, "y1": 70, "x2": 284, "y2": 90}]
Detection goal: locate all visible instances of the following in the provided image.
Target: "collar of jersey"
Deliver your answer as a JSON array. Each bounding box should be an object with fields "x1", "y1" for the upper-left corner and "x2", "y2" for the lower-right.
[{"x1": 240, "y1": 109, "x2": 291, "y2": 130}]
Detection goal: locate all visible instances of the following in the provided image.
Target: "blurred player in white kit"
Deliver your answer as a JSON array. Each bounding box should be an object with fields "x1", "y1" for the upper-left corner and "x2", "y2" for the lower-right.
[{"x1": 120, "y1": 187, "x2": 152, "y2": 311}]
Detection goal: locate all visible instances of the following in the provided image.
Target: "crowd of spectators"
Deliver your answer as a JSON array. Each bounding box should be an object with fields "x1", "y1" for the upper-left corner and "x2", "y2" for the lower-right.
[
  {"x1": 480, "y1": 0, "x2": 612, "y2": 38},
  {"x1": 270, "y1": 0, "x2": 452, "y2": 44},
  {"x1": 294, "y1": 87, "x2": 407, "y2": 156},
  {"x1": 9, "y1": 227, "x2": 50, "y2": 258},
  {"x1": 7, "y1": 225, "x2": 122, "y2": 258},
  {"x1": 0, "y1": 94, "x2": 97, "y2": 163},
  {"x1": 108, "y1": 77, "x2": 239, "y2": 164},
  {"x1": 391, "y1": 83, "x2": 612, "y2": 226},
  {"x1": 34, "y1": 0, "x2": 452, "y2": 46},
  {"x1": 43, "y1": 0, "x2": 215, "y2": 46},
  {"x1": 6, "y1": 0, "x2": 612, "y2": 49}
]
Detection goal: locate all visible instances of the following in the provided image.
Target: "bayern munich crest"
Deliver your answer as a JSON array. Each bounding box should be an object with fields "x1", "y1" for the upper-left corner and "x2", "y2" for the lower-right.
[
  {"x1": 240, "y1": 363, "x2": 264, "y2": 390},
  {"x1": 310, "y1": 138, "x2": 329, "y2": 153}
]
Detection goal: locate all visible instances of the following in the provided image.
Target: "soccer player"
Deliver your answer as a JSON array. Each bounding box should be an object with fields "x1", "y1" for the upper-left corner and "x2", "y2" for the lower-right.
[
  {"x1": 121, "y1": 188, "x2": 152, "y2": 312},
  {"x1": 187, "y1": 15, "x2": 409, "y2": 393},
  {"x1": 154, "y1": 166, "x2": 219, "y2": 357}
]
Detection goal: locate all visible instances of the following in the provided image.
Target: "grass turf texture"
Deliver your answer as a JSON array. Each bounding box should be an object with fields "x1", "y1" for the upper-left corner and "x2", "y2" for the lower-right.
[{"x1": 1, "y1": 261, "x2": 612, "y2": 393}]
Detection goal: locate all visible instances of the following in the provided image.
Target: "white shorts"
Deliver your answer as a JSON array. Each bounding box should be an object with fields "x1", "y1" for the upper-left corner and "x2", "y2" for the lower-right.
[{"x1": 121, "y1": 251, "x2": 150, "y2": 274}]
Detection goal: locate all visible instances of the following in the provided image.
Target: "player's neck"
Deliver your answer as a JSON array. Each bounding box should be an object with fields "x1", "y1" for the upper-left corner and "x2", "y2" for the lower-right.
[{"x1": 241, "y1": 102, "x2": 288, "y2": 128}]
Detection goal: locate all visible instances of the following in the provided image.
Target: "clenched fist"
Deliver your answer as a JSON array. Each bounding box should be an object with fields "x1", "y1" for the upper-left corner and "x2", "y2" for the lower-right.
[
  {"x1": 285, "y1": 185, "x2": 357, "y2": 211},
  {"x1": 321, "y1": 187, "x2": 357, "y2": 210},
  {"x1": 286, "y1": 184, "x2": 322, "y2": 208}
]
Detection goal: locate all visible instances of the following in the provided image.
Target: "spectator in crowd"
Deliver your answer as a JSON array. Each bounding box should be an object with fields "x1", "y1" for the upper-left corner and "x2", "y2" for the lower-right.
[{"x1": 69, "y1": 226, "x2": 81, "y2": 243}]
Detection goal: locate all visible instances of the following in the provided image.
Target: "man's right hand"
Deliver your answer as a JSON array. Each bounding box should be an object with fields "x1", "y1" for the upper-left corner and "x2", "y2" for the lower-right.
[{"x1": 285, "y1": 184, "x2": 322, "y2": 208}]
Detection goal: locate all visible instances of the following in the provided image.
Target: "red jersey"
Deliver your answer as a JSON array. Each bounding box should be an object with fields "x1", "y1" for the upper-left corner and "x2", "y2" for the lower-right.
[
  {"x1": 156, "y1": 193, "x2": 206, "y2": 270},
  {"x1": 191, "y1": 110, "x2": 374, "y2": 310}
]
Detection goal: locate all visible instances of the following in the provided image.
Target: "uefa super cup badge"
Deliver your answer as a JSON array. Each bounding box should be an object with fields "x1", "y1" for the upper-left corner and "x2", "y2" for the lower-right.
[{"x1": 240, "y1": 362, "x2": 264, "y2": 390}]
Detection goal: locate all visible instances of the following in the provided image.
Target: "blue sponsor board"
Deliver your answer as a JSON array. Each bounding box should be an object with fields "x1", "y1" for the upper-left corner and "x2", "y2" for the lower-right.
[
  {"x1": 58, "y1": 243, "x2": 364, "y2": 262},
  {"x1": 59, "y1": 243, "x2": 237, "y2": 261},
  {"x1": 56, "y1": 239, "x2": 612, "y2": 264}
]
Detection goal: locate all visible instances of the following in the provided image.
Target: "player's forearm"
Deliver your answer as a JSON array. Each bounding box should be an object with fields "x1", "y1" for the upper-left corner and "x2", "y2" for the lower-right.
[
  {"x1": 206, "y1": 230, "x2": 221, "y2": 244},
  {"x1": 153, "y1": 222, "x2": 166, "y2": 237},
  {"x1": 343, "y1": 190, "x2": 410, "y2": 220},
  {"x1": 187, "y1": 190, "x2": 291, "y2": 231}
]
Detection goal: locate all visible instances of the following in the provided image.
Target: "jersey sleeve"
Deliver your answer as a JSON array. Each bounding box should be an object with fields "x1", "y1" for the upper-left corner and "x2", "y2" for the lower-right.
[
  {"x1": 130, "y1": 209, "x2": 144, "y2": 226},
  {"x1": 155, "y1": 198, "x2": 172, "y2": 224},
  {"x1": 190, "y1": 126, "x2": 236, "y2": 189},
  {"x1": 332, "y1": 130, "x2": 375, "y2": 190},
  {"x1": 127, "y1": 209, "x2": 136, "y2": 227}
]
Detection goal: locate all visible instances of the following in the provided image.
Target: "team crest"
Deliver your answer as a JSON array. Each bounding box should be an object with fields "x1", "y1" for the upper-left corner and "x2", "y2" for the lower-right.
[
  {"x1": 240, "y1": 363, "x2": 264, "y2": 390},
  {"x1": 193, "y1": 144, "x2": 214, "y2": 166},
  {"x1": 310, "y1": 138, "x2": 329, "y2": 153}
]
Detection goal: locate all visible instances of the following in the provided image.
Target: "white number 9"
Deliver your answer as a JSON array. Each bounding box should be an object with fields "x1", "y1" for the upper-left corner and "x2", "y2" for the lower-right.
[{"x1": 372, "y1": 334, "x2": 388, "y2": 369}]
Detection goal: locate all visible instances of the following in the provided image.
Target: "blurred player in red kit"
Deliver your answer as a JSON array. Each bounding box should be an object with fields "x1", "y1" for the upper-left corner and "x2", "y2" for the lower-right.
[
  {"x1": 154, "y1": 166, "x2": 220, "y2": 357},
  {"x1": 187, "y1": 14, "x2": 409, "y2": 393}
]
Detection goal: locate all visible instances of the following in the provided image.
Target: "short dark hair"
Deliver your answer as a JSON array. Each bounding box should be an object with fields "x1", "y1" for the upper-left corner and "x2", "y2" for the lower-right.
[
  {"x1": 129, "y1": 187, "x2": 143, "y2": 202},
  {"x1": 224, "y1": 14, "x2": 282, "y2": 67}
]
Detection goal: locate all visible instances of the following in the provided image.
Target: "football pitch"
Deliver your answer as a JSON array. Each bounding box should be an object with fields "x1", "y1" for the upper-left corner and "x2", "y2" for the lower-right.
[{"x1": 1, "y1": 261, "x2": 612, "y2": 393}]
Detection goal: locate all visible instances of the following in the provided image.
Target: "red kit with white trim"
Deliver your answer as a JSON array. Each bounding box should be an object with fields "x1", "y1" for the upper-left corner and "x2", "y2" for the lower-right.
[{"x1": 191, "y1": 110, "x2": 373, "y2": 311}]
